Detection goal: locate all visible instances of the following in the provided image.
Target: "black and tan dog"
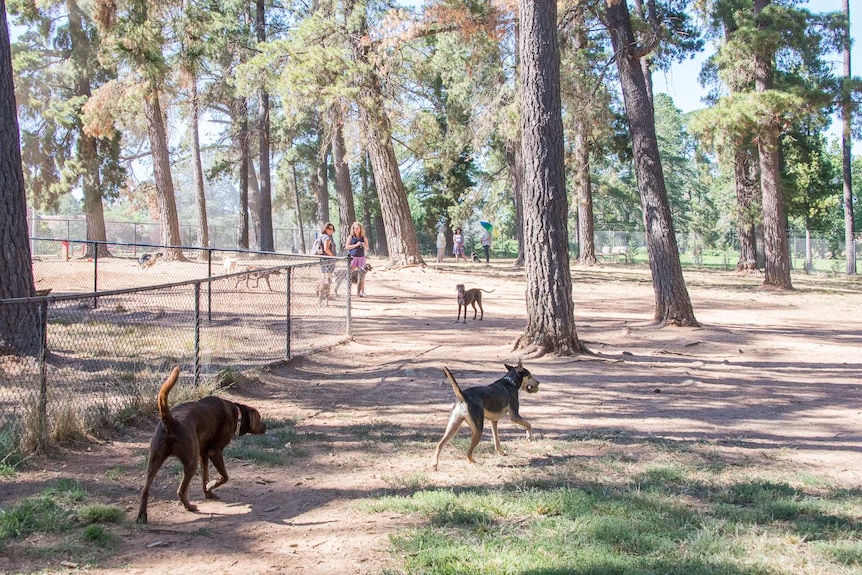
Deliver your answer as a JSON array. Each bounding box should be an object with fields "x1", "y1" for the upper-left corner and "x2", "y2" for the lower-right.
[
  {"x1": 333, "y1": 263, "x2": 372, "y2": 296},
  {"x1": 455, "y1": 284, "x2": 495, "y2": 322},
  {"x1": 432, "y1": 360, "x2": 539, "y2": 470},
  {"x1": 137, "y1": 251, "x2": 163, "y2": 270},
  {"x1": 137, "y1": 366, "x2": 267, "y2": 523}
]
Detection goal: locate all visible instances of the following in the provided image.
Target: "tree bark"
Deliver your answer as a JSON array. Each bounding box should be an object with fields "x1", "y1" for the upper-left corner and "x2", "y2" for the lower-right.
[
  {"x1": 331, "y1": 111, "x2": 356, "y2": 249},
  {"x1": 143, "y1": 88, "x2": 184, "y2": 260},
  {"x1": 190, "y1": 75, "x2": 209, "y2": 256},
  {"x1": 316, "y1": 127, "x2": 330, "y2": 229},
  {"x1": 236, "y1": 98, "x2": 250, "y2": 250},
  {"x1": 359, "y1": 152, "x2": 373, "y2": 250},
  {"x1": 574, "y1": 125, "x2": 597, "y2": 265},
  {"x1": 841, "y1": 0, "x2": 855, "y2": 275},
  {"x1": 1, "y1": 0, "x2": 39, "y2": 355},
  {"x1": 517, "y1": 0, "x2": 584, "y2": 356},
  {"x1": 248, "y1": 155, "x2": 261, "y2": 249},
  {"x1": 753, "y1": 0, "x2": 792, "y2": 289},
  {"x1": 506, "y1": 139, "x2": 526, "y2": 267},
  {"x1": 734, "y1": 147, "x2": 760, "y2": 270},
  {"x1": 606, "y1": 0, "x2": 698, "y2": 326},
  {"x1": 291, "y1": 163, "x2": 306, "y2": 253},
  {"x1": 256, "y1": 0, "x2": 274, "y2": 252}
]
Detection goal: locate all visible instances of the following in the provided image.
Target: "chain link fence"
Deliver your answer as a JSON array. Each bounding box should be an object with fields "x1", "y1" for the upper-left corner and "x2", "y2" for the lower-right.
[{"x1": 1, "y1": 240, "x2": 350, "y2": 454}]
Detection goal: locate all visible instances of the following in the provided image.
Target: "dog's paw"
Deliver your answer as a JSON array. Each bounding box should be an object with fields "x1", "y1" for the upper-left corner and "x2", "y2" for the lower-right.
[{"x1": 182, "y1": 502, "x2": 199, "y2": 512}]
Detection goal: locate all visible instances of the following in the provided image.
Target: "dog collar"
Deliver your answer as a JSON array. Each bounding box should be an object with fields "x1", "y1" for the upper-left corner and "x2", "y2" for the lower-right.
[{"x1": 234, "y1": 406, "x2": 243, "y2": 436}]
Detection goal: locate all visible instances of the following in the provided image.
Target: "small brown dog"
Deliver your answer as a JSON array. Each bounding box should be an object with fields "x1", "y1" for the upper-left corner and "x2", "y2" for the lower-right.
[
  {"x1": 433, "y1": 360, "x2": 539, "y2": 470},
  {"x1": 137, "y1": 367, "x2": 267, "y2": 523},
  {"x1": 455, "y1": 284, "x2": 495, "y2": 322}
]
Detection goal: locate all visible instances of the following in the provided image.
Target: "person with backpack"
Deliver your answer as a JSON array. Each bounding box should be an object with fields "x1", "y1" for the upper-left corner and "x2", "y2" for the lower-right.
[{"x1": 317, "y1": 222, "x2": 336, "y2": 293}]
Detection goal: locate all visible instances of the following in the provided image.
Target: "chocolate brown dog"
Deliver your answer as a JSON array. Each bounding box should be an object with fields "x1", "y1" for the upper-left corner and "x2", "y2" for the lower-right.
[
  {"x1": 455, "y1": 284, "x2": 495, "y2": 322},
  {"x1": 137, "y1": 367, "x2": 267, "y2": 523},
  {"x1": 432, "y1": 360, "x2": 539, "y2": 470}
]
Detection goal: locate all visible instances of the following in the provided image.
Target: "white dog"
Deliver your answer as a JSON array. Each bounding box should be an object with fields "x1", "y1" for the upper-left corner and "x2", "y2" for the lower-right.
[{"x1": 223, "y1": 256, "x2": 239, "y2": 275}]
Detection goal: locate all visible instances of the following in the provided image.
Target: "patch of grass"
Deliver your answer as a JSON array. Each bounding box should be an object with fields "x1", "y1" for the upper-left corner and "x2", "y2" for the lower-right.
[
  {"x1": 367, "y1": 454, "x2": 862, "y2": 574},
  {"x1": 346, "y1": 420, "x2": 434, "y2": 447},
  {"x1": 0, "y1": 428, "x2": 26, "y2": 477},
  {"x1": 0, "y1": 495, "x2": 74, "y2": 539},
  {"x1": 227, "y1": 418, "x2": 307, "y2": 465},
  {"x1": 105, "y1": 466, "x2": 125, "y2": 481},
  {"x1": 381, "y1": 472, "x2": 430, "y2": 491},
  {"x1": 78, "y1": 505, "x2": 124, "y2": 525},
  {"x1": 0, "y1": 479, "x2": 123, "y2": 565},
  {"x1": 82, "y1": 524, "x2": 115, "y2": 546}
]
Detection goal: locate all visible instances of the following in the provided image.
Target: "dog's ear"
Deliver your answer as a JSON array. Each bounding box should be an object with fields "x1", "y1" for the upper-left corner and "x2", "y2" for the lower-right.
[
  {"x1": 517, "y1": 358, "x2": 523, "y2": 368},
  {"x1": 504, "y1": 363, "x2": 514, "y2": 371}
]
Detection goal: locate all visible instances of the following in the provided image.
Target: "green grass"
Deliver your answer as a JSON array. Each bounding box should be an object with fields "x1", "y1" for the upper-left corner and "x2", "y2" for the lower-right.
[
  {"x1": 226, "y1": 417, "x2": 307, "y2": 464},
  {"x1": 365, "y1": 457, "x2": 862, "y2": 575},
  {"x1": 0, "y1": 428, "x2": 26, "y2": 477},
  {"x1": 0, "y1": 479, "x2": 125, "y2": 564}
]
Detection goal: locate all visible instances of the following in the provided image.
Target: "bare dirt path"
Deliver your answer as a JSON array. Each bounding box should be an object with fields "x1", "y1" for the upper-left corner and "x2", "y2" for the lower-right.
[{"x1": 2, "y1": 262, "x2": 861, "y2": 574}]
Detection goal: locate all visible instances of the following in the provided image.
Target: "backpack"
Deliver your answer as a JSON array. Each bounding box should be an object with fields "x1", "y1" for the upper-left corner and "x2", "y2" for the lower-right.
[{"x1": 311, "y1": 236, "x2": 325, "y2": 256}]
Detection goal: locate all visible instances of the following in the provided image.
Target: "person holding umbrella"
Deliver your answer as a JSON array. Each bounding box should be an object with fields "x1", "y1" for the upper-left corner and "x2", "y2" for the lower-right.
[{"x1": 479, "y1": 221, "x2": 493, "y2": 264}]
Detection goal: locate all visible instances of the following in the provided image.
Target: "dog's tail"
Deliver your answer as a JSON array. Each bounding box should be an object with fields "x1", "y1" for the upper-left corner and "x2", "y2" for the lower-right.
[
  {"x1": 157, "y1": 366, "x2": 180, "y2": 430},
  {"x1": 442, "y1": 367, "x2": 480, "y2": 438},
  {"x1": 480, "y1": 289, "x2": 496, "y2": 293},
  {"x1": 442, "y1": 367, "x2": 466, "y2": 403}
]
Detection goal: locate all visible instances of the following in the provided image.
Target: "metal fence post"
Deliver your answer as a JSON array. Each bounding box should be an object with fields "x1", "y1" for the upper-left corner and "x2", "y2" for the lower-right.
[
  {"x1": 194, "y1": 282, "x2": 201, "y2": 387},
  {"x1": 37, "y1": 299, "x2": 49, "y2": 453},
  {"x1": 92, "y1": 241, "x2": 98, "y2": 309},
  {"x1": 207, "y1": 248, "x2": 212, "y2": 322},
  {"x1": 345, "y1": 257, "x2": 352, "y2": 336},
  {"x1": 285, "y1": 268, "x2": 292, "y2": 360}
]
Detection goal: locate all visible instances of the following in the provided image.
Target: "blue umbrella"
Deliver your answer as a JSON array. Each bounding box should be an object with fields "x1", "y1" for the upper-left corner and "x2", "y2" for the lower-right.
[{"x1": 479, "y1": 221, "x2": 493, "y2": 231}]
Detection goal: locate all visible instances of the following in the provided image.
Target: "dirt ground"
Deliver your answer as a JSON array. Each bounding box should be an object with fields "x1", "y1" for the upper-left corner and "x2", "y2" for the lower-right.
[{"x1": 2, "y1": 260, "x2": 861, "y2": 574}]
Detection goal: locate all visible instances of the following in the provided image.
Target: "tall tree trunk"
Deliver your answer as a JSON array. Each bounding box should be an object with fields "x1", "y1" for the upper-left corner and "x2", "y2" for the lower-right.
[
  {"x1": 349, "y1": 3, "x2": 422, "y2": 266},
  {"x1": 256, "y1": 0, "x2": 273, "y2": 252},
  {"x1": 68, "y1": 0, "x2": 110, "y2": 258},
  {"x1": 574, "y1": 126, "x2": 597, "y2": 265},
  {"x1": 365, "y1": 152, "x2": 388, "y2": 257},
  {"x1": 143, "y1": 88, "x2": 184, "y2": 260},
  {"x1": 606, "y1": 0, "x2": 698, "y2": 325},
  {"x1": 316, "y1": 127, "x2": 330, "y2": 229},
  {"x1": 359, "y1": 151, "x2": 374, "y2": 250},
  {"x1": 632, "y1": 0, "x2": 654, "y2": 107},
  {"x1": 1, "y1": 0, "x2": 39, "y2": 355},
  {"x1": 734, "y1": 147, "x2": 760, "y2": 270},
  {"x1": 506, "y1": 139, "x2": 526, "y2": 267},
  {"x1": 80, "y1": 134, "x2": 109, "y2": 257},
  {"x1": 236, "y1": 98, "x2": 250, "y2": 250},
  {"x1": 190, "y1": 76, "x2": 209, "y2": 256},
  {"x1": 291, "y1": 163, "x2": 306, "y2": 253},
  {"x1": 753, "y1": 0, "x2": 792, "y2": 289},
  {"x1": 248, "y1": 155, "x2": 261, "y2": 249},
  {"x1": 841, "y1": 0, "x2": 855, "y2": 275},
  {"x1": 331, "y1": 111, "x2": 356, "y2": 249},
  {"x1": 517, "y1": 0, "x2": 583, "y2": 356}
]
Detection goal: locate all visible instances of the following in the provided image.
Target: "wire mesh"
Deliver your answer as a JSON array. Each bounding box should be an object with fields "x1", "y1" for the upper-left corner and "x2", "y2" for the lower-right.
[{"x1": 1, "y1": 244, "x2": 350, "y2": 453}]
